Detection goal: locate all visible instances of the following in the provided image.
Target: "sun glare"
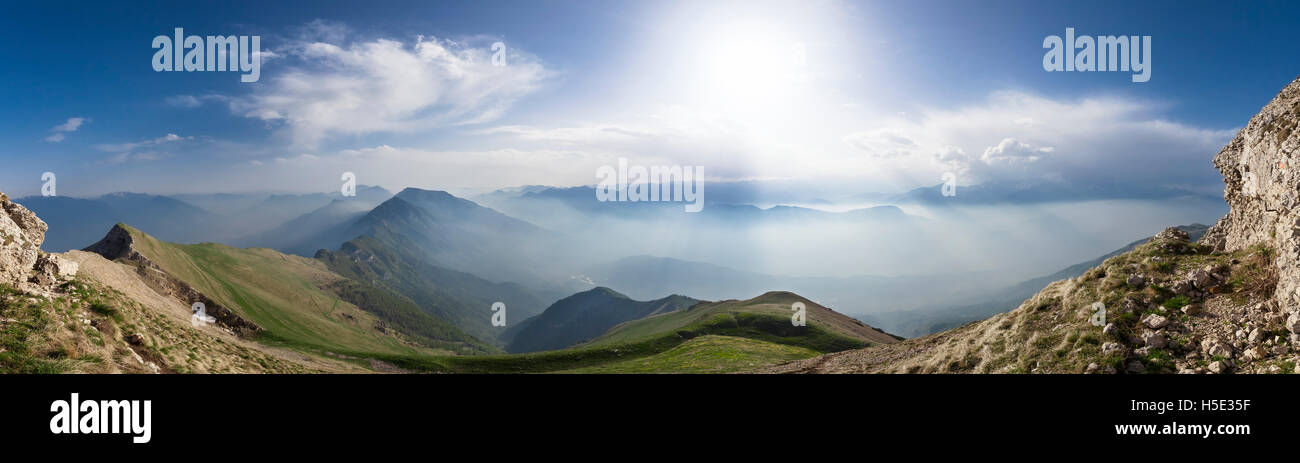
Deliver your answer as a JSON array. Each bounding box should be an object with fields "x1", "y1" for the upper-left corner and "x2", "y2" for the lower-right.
[{"x1": 694, "y1": 20, "x2": 808, "y2": 105}]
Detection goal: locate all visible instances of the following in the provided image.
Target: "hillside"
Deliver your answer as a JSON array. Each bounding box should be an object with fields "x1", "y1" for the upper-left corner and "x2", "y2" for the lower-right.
[
  {"x1": 865, "y1": 224, "x2": 1211, "y2": 338},
  {"x1": 2, "y1": 193, "x2": 343, "y2": 373},
  {"x1": 506, "y1": 287, "x2": 697, "y2": 353},
  {"x1": 236, "y1": 199, "x2": 373, "y2": 254},
  {"x1": 309, "y1": 188, "x2": 574, "y2": 287},
  {"x1": 83, "y1": 224, "x2": 492, "y2": 358},
  {"x1": 380, "y1": 291, "x2": 898, "y2": 373},
  {"x1": 592, "y1": 291, "x2": 902, "y2": 348},
  {"x1": 762, "y1": 77, "x2": 1300, "y2": 375},
  {"x1": 316, "y1": 235, "x2": 551, "y2": 346}
]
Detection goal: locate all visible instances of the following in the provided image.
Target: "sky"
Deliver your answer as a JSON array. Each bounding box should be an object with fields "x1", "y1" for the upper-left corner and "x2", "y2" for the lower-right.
[{"x1": 1, "y1": 0, "x2": 1298, "y2": 197}]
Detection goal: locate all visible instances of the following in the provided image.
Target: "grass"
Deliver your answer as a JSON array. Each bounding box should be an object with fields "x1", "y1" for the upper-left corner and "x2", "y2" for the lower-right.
[
  {"x1": 1161, "y1": 295, "x2": 1191, "y2": 310},
  {"x1": 88, "y1": 301, "x2": 118, "y2": 320},
  {"x1": 118, "y1": 225, "x2": 445, "y2": 358},
  {"x1": 374, "y1": 310, "x2": 871, "y2": 373},
  {"x1": 0, "y1": 285, "x2": 73, "y2": 373},
  {"x1": 560, "y1": 335, "x2": 820, "y2": 374}
]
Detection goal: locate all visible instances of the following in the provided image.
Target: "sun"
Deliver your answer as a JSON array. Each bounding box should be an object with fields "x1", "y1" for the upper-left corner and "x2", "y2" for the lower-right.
[{"x1": 694, "y1": 20, "x2": 809, "y2": 105}]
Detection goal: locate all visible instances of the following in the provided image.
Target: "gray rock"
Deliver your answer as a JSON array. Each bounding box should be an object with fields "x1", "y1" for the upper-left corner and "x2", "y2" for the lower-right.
[
  {"x1": 1172, "y1": 280, "x2": 1197, "y2": 296},
  {"x1": 1142, "y1": 331, "x2": 1167, "y2": 348},
  {"x1": 1209, "y1": 343, "x2": 1234, "y2": 359},
  {"x1": 1189, "y1": 268, "x2": 1215, "y2": 289},
  {"x1": 1143, "y1": 314, "x2": 1169, "y2": 330},
  {"x1": 1126, "y1": 360, "x2": 1146, "y2": 373},
  {"x1": 1154, "y1": 227, "x2": 1191, "y2": 242},
  {"x1": 1242, "y1": 346, "x2": 1266, "y2": 362},
  {"x1": 1101, "y1": 342, "x2": 1127, "y2": 357},
  {"x1": 1208, "y1": 361, "x2": 1227, "y2": 374}
]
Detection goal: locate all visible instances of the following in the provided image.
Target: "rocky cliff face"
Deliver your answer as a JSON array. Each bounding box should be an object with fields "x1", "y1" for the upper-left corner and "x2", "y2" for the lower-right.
[
  {"x1": 1, "y1": 191, "x2": 77, "y2": 291},
  {"x1": 1203, "y1": 76, "x2": 1300, "y2": 334}
]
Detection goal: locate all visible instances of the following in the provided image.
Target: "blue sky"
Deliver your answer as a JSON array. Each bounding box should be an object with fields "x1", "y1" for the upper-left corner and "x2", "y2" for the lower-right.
[{"x1": 1, "y1": 0, "x2": 1297, "y2": 197}]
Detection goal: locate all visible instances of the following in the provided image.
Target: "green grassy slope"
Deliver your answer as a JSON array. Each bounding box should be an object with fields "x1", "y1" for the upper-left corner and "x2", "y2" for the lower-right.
[
  {"x1": 506, "y1": 287, "x2": 698, "y2": 353},
  {"x1": 116, "y1": 225, "x2": 489, "y2": 358},
  {"x1": 372, "y1": 291, "x2": 897, "y2": 373},
  {"x1": 593, "y1": 291, "x2": 902, "y2": 347},
  {"x1": 560, "y1": 335, "x2": 820, "y2": 374}
]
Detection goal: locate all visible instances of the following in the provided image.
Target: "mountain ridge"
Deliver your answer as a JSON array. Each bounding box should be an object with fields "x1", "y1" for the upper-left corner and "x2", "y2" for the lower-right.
[{"x1": 506, "y1": 287, "x2": 698, "y2": 353}]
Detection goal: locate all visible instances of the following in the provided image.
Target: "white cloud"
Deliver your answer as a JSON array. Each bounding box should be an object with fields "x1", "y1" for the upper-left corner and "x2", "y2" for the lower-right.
[
  {"x1": 226, "y1": 144, "x2": 607, "y2": 194},
  {"x1": 53, "y1": 117, "x2": 88, "y2": 132},
  {"x1": 841, "y1": 91, "x2": 1235, "y2": 189},
  {"x1": 94, "y1": 133, "x2": 193, "y2": 163},
  {"x1": 843, "y1": 129, "x2": 917, "y2": 158},
  {"x1": 980, "y1": 138, "x2": 1054, "y2": 164},
  {"x1": 43, "y1": 117, "x2": 89, "y2": 142},
  {"x1": 165, "y1": 94, "x2": 229, "y2": 108},
  {"x1": 228, "y1": 30, "x2": 552, "y2": 147},
  {"x1": 476, "y1": 107, "x2": 771, "y2": 181}
]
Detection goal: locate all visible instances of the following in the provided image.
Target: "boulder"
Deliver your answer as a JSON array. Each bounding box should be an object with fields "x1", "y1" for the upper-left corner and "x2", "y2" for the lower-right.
[
  {"x1": 0, "y1": 192, "x2": 47, "y2": 287},
  {"x1": 30, "y1": 253, "x2": 78, "y2": 286},
  {"x1": 1126, "y1": 360, "x2": 1146, "y2": 374},
  {"x1": 1188, "y1": 268, "x2": 1216, "y2": 289},
  {"x1": 1287, "y1": 313, "x2": 1300, "y2": 335},
  {"x1": 1101, "y1": 342, "x2": 1127, "y2": 357},
  {"x1": 1248, "y1": 328, "x2": 1265, "y2": 344},
  {"x1": 1142, "y1": 331, "x2": 1167, "y2": 349},
  {"x1": 1142, "y1": 314, "x2": 1170, "y2": 330},
  {"x1": 1208, "y1": 361, "x2": 1228, "y2": 374},
  {"x1": 1172, "y1": 280, "x2": 1197, "y2": 296}
]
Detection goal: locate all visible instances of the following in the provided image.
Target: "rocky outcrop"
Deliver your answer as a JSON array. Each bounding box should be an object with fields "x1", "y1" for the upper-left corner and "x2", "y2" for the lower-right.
[
  {"x1": 85, "y1": 224, "x2": 261, "y2": 336},
  {"x1": 1202, "y1": 76, "x2": 1300, "y2": 334},
  {"x1": 1, "y1": 191, "x2": 77, "y2": 291}
]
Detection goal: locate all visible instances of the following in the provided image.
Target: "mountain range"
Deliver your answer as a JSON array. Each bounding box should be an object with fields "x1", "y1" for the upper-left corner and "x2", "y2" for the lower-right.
[{"x1": 7, "y1": 76, "x2": 1298, "y2": 375}]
